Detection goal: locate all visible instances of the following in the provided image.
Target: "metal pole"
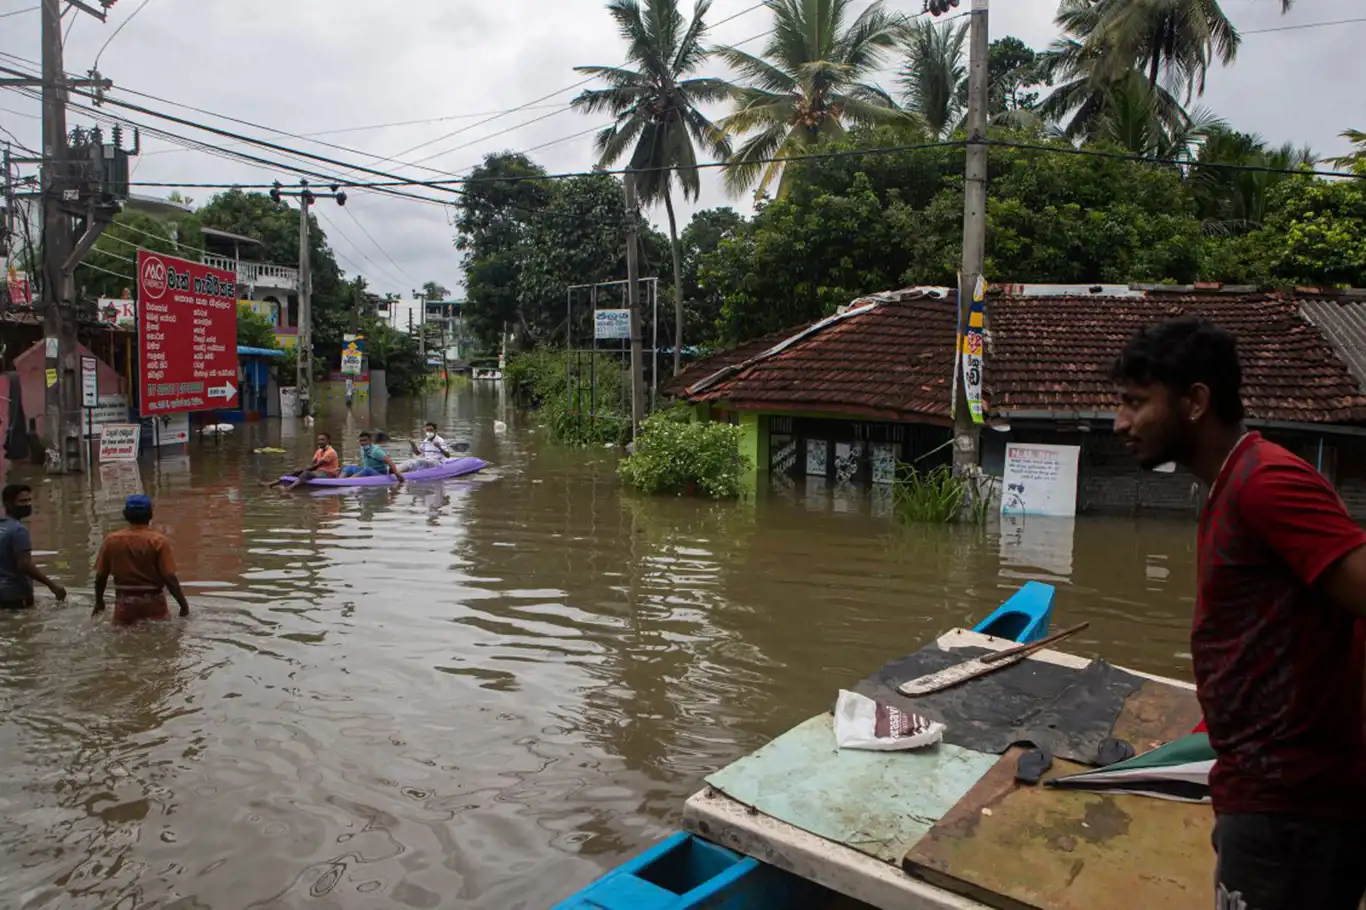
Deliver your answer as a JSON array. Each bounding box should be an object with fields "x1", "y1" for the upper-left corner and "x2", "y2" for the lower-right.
[
  {"x1": 650, "y1": 279, "x2": 659, "y2": 410},
  {"x1": 622, "y1": 170, "x2": 646, "y2": 435},
  {"x1": 953, "y1": 0, "x2": 988, "y2": 478}
]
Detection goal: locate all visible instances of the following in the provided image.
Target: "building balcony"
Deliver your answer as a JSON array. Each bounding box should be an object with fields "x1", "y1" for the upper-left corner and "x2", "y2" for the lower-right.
[{"x1": 202, "y1": 254, "x2": 299, "y2": 293}]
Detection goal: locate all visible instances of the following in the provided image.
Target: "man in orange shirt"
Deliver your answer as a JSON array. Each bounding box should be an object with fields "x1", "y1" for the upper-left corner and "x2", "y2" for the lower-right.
[
  {"x1": 93, "y1": 495, "x2": 189, "y2": 625},
  {"x1": 264, "y1": 432, "x2": 341, "y2": 490}
]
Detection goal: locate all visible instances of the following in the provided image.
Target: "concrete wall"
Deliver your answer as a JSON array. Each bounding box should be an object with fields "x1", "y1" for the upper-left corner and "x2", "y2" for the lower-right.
[{"x1": 14, "y1": 340, "x2": 125, "y2": 438}]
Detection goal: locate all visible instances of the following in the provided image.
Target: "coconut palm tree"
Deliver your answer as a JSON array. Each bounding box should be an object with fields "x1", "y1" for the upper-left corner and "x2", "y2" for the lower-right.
[
  {"x1": 1194, "y1": 128, "x2": 1316, "y2": 232},
  {"x1": 715, "y1": 0, "x2": 912, "y2": 197},
  {"x1": 572, "y1": 0, "x2": 733, "y2": 375},
  {"x1": 1037, "y1": 34, "x2": 1190, "y2": 140},
  {"x1": 897, "y1": 18, "x2": 968, "y2": 139},
  {"x1": 1324, "y1": 130, "x2": 1366, "y2": 170},
  {"x1": 1093, "y1": 71, "x2": 1224, "y2": 160}
]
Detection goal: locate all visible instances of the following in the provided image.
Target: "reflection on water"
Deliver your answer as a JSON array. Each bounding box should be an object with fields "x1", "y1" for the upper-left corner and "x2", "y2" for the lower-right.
[{"x1": 0, "y1": 386, "x2": 1197, "y2": 908}]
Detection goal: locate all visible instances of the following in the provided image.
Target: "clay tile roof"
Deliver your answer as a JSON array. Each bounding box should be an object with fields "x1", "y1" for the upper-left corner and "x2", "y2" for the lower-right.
[
  {"x1": 679, "y1": 289, "x2": 957, "y2": 421},
  {"x1": 987, "y1": 292, "x2": 1366, "y2": 424},
  {"x1": 665, "y1": 325, "x2": 801, "y2": 397},
  {"x1": 677, "y1": 287, "x2": 1366, "y2": 426}
]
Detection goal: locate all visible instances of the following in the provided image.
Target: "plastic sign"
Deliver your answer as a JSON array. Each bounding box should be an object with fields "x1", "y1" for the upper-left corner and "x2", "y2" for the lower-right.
[
  {"x1": 340, "y1": 350, "x2": 363, "y2": 375},
  {"x1": 81, "y1": 355, "x2": 99, "y2": 408},
  {"x1": 137, "y1": 249, "x2": 239, "y2": 414},
  {"x1": 594, "y1": 308, "x2": 631, "y2": 341},
  {"x1": 960, "y1": 276, "x2": 986, "y2": 425},
  {"x1": 98, "y1": 424, "x2": 142, "y2": 462}
]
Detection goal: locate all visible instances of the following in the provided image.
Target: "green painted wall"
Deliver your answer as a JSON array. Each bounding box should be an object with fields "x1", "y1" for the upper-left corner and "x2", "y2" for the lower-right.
[{"x1": 739, "y1": 411, "x2": 769, "y2": 482}]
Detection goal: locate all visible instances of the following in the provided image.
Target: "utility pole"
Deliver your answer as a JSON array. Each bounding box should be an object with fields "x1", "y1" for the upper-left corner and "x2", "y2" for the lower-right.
[
  {"x1": 270, "y1": 180, "x2": 345, "y2": 418},
  {"x1": 931, "y1": 0, "x2": 988, "y2": 476},
  {"x1": 32, "y1": 0, "x2": 120, "y2": 472},
  {"x1": 622, "y1": 170, "x2": 647, "y2": 436}
]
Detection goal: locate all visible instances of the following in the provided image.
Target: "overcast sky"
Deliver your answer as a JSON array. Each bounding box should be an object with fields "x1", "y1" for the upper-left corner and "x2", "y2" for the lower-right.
[{"x1": 1, "y1": 0, "x2": 1362, "y2": 298}]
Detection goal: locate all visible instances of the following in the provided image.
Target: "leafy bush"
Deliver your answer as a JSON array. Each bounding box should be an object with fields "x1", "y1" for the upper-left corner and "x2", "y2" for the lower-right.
[
  {"x1": 620, "y1": 414, "x2": 750, "y2": 499},
  {"x1": 505, "y1": 349, "x2": 631, "y2": 446},
  {"x1": 236, "y1": 304, "x2": 280, "y2": 350},
  {"x1": 892, "y1": 465, "x2": 997, "y2": 525}
]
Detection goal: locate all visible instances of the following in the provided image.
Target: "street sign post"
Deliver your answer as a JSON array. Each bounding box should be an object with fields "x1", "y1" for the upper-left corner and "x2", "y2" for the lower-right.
[
  {"x1": 80, "y1": 354, "x2": 98, "y2": 469},
  {"x1": 137, "y1": 250, "x2": 239, "y2": 416}
]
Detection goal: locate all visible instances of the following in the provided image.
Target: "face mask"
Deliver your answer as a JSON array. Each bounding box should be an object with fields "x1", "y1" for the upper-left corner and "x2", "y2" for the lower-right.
[
  {"x1": 361, "y1": 445, "x2": 372, "y2": 454},
  {"x1": 425, "y1": 432, "x2": 436, "y2": 441},
  {"x1": 12, "y1": 505, "x2": 32, "y2": 520}
]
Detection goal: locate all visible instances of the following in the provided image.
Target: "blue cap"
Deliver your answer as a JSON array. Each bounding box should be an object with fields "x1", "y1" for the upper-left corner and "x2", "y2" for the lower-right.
[{"x1": 125, "y1": 494, "x2": 152, "y2": 511}]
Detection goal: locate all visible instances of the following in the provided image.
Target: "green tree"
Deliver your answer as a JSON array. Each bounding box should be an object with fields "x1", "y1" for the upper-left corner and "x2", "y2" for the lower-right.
[
  {"x1": 1192, "y1": 128, "x2": 1315, "y2": 234},
  {"x1": 77, "y1": 209, "x2": 202, "y2": 299},
  {"x1": 1324, "y1": 130, "x2": 1366, "y2": 169},
  {"x1": 421, "y1": 280, "x2": 450, "y2": 300},
  {"x1": 455, "y1": 153, "x2": 554, "y2": 350},
  {"x1": 1092, "y1": 71, "x2": 1224, "y2": 159},
  {"x1": 896, "y1": 18, "x2": 967, "y2": 139},
  {"x1": 1068, "y1": 0, "x2": 1243, "y2": 98},
  {"x1": 1251, "y1": 171, "x2": 1366, "y2": 287},
  {"x1": 572, "y1": 0, "x2": 732, "y2": 375},
  {"x1": 716, "y1": 0, "x2": 910, "y2": 197},
  {"x1": 195, "y1": 189, "x2": 351, "y2": 360},
  {"x1": 680, "y1": 207, "x2": 746, "y2": 346},
  {"x1": 987, "y1": 36, "x2": 1042, "y2": 116},
  {"x1": 236, "y1": 303, "x2": 280, "y2": 349}
]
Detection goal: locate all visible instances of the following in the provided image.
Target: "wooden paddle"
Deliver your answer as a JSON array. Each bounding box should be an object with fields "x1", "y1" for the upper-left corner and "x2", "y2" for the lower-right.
[{"x1": 897, "y1": 622, "x2": 1091, "y2": 697}]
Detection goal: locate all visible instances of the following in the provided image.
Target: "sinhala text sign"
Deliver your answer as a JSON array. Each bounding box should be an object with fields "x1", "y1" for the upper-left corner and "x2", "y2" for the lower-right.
[
  {"x1": 138, "y1": 250, "x2": 239, "y2": 414},
  {"x1": 1001, "y1": 443, "x2": 1081, "y2": 518},
  {"x1": 594, "y1": 308, "x2": 631, "y2": 341},
  {"x1": 98, "y1": 424, "x2": 141, "y2": 462}
]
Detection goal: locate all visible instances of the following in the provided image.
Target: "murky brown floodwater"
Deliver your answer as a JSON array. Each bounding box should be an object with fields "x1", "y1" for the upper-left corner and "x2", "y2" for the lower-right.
[{"x1": 0, "y1": 385, "x2": 1199, "y2": 909}]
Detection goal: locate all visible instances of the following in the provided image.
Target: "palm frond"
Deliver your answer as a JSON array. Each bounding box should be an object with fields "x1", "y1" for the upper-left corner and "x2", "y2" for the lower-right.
[
  {"x1": 722, "y1": 122, "x2": 791, "y2": 196},
  {"x1": 714, "y1": 45, "x2": 798, "y2": 94}
]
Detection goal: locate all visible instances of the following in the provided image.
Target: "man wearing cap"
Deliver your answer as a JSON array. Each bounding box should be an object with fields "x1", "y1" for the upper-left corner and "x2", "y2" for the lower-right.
[{"x1": 93, "y1": 495, "x2": 189, "y2": 624}]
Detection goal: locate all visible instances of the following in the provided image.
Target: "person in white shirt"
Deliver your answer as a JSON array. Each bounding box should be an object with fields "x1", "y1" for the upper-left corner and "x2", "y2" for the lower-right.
[{"x1": 400, "y1": 422, "x2": 454, "y2": 471}]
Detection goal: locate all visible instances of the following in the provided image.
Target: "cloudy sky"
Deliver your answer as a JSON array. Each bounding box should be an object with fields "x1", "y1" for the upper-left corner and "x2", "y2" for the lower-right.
[{"x1": 1, "y1": 0, "x2": 1362, "y2": 298}]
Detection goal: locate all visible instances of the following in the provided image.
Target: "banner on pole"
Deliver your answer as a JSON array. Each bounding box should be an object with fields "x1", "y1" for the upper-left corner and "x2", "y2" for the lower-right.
[{"x1": 960, "y1": 276, "x2": 986, "y2": 425}]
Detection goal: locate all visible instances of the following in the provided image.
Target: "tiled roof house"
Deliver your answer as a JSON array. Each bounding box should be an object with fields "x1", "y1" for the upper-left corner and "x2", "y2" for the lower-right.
[{"x1": 672, "y1": 285, "x2": 1366, "y2": 515}]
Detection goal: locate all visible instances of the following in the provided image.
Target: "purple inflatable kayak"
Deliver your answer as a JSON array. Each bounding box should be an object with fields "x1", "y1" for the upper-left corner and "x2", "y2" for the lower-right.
[{"x1": 280, "y1": 455, "x2": 487, "y2": 487}]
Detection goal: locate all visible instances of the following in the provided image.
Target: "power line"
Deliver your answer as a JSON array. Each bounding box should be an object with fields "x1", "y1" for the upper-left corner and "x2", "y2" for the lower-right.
[
  {"x1": 0, "y1": 5, "x2": 38, "y2": 19},
  {"x1": 983, "y1": 139, "x2": 1365, "y2": 181},
  {"x1": 1241, "y1": 16, "x2": 1366, "y2": 35},
  {"x1": 77, "y1": 260, "x2": 134, "y2": 281},
  {"x1": 343, "y1": 205, "x2": 419, "y2": 286},
  {"x1": 94, "y1": 0, "x2": 159, "y2": 69},
  {"x1": 312, "y1": 205, "x2": 411, "y2": 290}
]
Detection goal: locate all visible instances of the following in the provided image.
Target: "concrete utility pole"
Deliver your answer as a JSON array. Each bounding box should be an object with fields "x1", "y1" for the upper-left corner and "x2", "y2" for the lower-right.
[
  {"x1": 952, "y1": 0, "x2": 988, "y2": 476},
  {"x1": 622, "y1": 170, "x2": 647, "y2": 436},
  {"x1": 33, "y1": 0, "x2": 119, "y2": 472},
  {"x1": 270, "y1": 180, "x2": 344, "y2": 418}
]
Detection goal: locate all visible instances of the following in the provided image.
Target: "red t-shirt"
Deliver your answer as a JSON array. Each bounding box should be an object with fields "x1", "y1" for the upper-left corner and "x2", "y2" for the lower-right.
[{"x1": 1195, "y1": 432, "x2": 1366, "y2": 817}]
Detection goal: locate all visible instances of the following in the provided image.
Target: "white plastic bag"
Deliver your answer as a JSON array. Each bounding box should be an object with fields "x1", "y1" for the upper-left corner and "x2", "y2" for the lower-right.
[{"x1": 833, "y1": 689, "x2": 945, "y2": 752}]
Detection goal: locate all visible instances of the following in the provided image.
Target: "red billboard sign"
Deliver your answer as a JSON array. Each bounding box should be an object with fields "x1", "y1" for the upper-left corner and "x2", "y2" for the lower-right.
[{"x1": 137, "y1": 250, "x2": 239, "y2": 414}]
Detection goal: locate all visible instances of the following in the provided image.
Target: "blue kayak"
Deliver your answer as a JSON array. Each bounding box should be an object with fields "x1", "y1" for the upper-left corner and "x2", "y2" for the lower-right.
[{"x1": 280, "y1": 455, "x2": 487, "y2": 487}]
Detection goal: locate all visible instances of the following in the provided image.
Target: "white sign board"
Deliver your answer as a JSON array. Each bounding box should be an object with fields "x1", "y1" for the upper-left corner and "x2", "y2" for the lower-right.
[
  {"x1": 594, "y1": 308, "x2": 631, "y2": 341},
  {"x1": 83, "y1": 394, "x2": 131, "y2": 438},
  {"x1": 340, "y1": 350, "x2": 363, "y2": 375},
  {"x1": 81, "y1": 355, "x2": 99, "y2": 408},
  {"x1": 1001, "y1": 443, "x2": 1081, "y2": 518},
  {"x1": 98, "y1": 297, "x2": 136, "y2": 328},
  {"x1": 99, "y1": 424, "x2": 142, "y2": 462},
  {"x1": 147, "y1": 413, "x2": 190, "y2": 447},
  {"x1": 97, "y1": 462, "x2": 144, "y2": 514}
]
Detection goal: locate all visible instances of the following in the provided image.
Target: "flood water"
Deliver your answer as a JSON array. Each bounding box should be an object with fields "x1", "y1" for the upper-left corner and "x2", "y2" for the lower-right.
[{"x1": 0, "y1": 385, "x2": 1199, "y2": 909}]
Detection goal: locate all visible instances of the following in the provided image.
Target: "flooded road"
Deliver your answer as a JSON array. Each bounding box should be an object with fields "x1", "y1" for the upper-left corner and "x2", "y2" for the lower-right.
[{"x1": 0, "y1": 386, "x2": 1198, "y2": 909}]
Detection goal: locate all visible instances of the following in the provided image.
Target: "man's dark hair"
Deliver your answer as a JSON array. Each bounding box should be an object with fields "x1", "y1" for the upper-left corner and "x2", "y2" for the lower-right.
[
  {"x1": 1110, "y1": 316, "x2": 1246, "y2": 424},
  {"x1": 318, "y1": 432, "x2": 331, "y2": 443},
  {"x1": 2, "y1": 483, "x2": 30, "y2": 510},
  {"x1": 425, "y1": 422, "x2": 437, "y2": 430},
  {"x1": 358, "y1": 431, "x2": 372, "y2": 440}
]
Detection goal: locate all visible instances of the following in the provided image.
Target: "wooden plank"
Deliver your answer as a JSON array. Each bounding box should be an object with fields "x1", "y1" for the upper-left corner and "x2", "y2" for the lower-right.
[
  {"x1": 903, "y1": 746, "x2": 1214, "y2": 910},
  {"x1": 683, "y1": 789, "x2": 991, "y2": 910},
  {"x1": 1111, "y1": 679, "x2": 1203, "y2": 750}
]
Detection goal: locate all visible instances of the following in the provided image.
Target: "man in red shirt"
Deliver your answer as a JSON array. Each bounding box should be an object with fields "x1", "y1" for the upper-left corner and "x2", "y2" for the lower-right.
[{"x1": 1112, "y1": 316, "x2": 1366, "y2": 909}]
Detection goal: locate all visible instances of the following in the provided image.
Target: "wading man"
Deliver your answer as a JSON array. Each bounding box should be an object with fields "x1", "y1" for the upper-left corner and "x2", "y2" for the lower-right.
[
  {"x1": 1112, "y1": 316, "x2": 1366, "y2": 910},
  {"x1": 93, "y1": 495, "x2": 189, "y2": 624},
  {"x1": 0, "y1": 483, "x2": 66, "y2": 609}
]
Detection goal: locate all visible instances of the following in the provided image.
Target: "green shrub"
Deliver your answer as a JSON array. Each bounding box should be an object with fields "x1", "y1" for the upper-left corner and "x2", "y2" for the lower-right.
[
  {"x1": 620, "y1": 414, "x2": 750, "y2": 499},
  {"x1": 505, "y1": 350, "x2": 631, "y2": 446},
  {"x1": 891, "y1": 464, "x2": 998, "y2": 525}
]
